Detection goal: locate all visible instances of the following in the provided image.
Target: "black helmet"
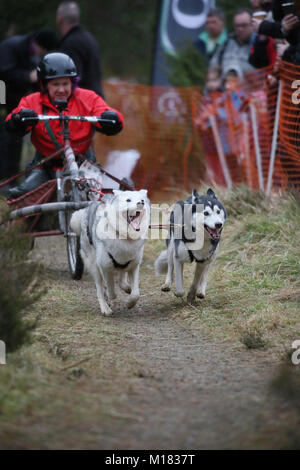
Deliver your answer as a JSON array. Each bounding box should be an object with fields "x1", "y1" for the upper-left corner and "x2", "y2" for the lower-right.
[{"x1": 37, "y1": 52, "x2": 77, "y2": 81}]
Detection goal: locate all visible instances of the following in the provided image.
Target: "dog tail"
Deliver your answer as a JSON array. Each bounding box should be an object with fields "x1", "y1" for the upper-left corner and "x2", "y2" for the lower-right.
[
  {"x1": 154, "y1": 250, "x2": 168, "y2": 275},
  {"x1": 70, "y1": 209, "x2": 85, "y2": 236}
]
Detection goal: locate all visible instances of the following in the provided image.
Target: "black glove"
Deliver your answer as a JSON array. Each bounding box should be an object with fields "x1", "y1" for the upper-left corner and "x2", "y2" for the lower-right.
[
  {"x1": 14, "y1": 108, "x2": 38, "y2": 127},
  {"x1": 6, "y1": 108, "x2": 38, "y2": 135},
  {"x1": 99, "y1": 110, "x2": 123, "y2": 136}
]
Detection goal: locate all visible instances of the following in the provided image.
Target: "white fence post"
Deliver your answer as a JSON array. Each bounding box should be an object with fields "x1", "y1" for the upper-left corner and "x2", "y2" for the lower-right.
[
  {"x1": 0, "y1": 340, "x2": 6, "y2": 365},
  {"x1": 209, "y1": 115, "x2": 233, "y2": 190},
  {"x1": 250, "y1": 102, "x2": 264, "y2": 192},
  {"x1": 266, "y1": 80, "x2": 282, "y2": 196},
  {"x1": 241, "y1": 112, "x2": 253, "y2": 189},
  {"x1": 0, "y1": 80, "x2": 6, "y2": 104}
]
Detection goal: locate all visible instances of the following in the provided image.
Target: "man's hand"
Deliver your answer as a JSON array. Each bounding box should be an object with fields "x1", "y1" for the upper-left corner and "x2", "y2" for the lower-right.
[
  {"x1": 252, "y1": 17, "x2": 263, "y2": 33},
  {"x1": 99, "y1": 110, "x2": 123, "y2": 136},
  {"x1": 282, "y1": 14, "x2": 299, "y2": 34},
  {"x1": 276, "y1": 39, "x2": 289, "y2": 59}
]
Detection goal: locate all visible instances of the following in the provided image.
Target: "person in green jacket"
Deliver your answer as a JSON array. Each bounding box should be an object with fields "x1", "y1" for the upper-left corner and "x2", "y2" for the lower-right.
[{"x1": 194, "y1": 8, "x2": 228, "y2": 64}]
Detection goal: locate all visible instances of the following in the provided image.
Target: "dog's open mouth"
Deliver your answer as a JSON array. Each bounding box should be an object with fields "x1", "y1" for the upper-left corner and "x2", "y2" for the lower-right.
[
  {"x1": 204, "y1": 225, "x2": 222, "y2": 240},
  {"x1": 126, "y1": 210, "x2": 144, "y2": 231}
]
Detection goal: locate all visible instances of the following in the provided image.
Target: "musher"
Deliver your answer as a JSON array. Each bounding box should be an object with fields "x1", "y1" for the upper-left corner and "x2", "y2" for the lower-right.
[{"x1": 5, "y1": 52, "x2": 123, "y2": 199}]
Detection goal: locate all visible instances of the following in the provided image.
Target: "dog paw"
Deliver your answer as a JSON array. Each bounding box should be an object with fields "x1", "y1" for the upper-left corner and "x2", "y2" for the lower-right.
[
  {"x1": 108, "y1": 293, "x2": 117, "y2": 301},
  {"x1": 100, "y1": 303, "x2": 113, "y2": 316},
  {"x1": 127, "y1": 296, "x2": 139, "y2": 309},
  {"x1": 187, "y1": 296, "x2": 196, "y2": 305},
  {"x1": 196, "y1": 292, "x2": 205, "y2": 299},
  {"x1": 187, "y1": 290, "x2": 196, "y2": 304},
  {"x1": 101, "y1": 308, "x2": 113, "y2": 316},
  {"x1": 161, "y1": 284, "x2": 171, "y2": 292},
  {"x1": 174, "y1": 290, "x2": 184, "y2": 298},
  {"x1": 121, "y1": 284, "x2": 131, "y2": 294}
]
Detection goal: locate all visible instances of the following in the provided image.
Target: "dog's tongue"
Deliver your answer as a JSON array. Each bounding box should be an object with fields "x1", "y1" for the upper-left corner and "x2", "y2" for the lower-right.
[
  {"x1": 206, "y1": 226, "x2": 220, "y2": 239},
  {"x1": 129, "y1": 212, "x2": 141, "y2": 231}
]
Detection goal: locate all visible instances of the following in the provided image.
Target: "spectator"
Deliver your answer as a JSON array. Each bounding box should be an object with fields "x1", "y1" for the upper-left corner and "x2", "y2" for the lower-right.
[
  {"x1": 266, "y1": 39, "x2": 290, "y2": 85},
  {"x1": 252, "y1": 0, "x2": 300, "y2": 64},
  {"x1": 194, "y1": 9, "x2": 228, "y2": 63},
  {"x1": 260, "y1": 0, "x2": 274, "y2": 17},
  {"x1": 250, "y1": 0, "x2": 274, "y2": 18},
  {"x1": 210, "y1": 8, "x2": 256, "y2": 76},
  {"x1": 195, "y1": 66, "x2": 245, "y2": 186},
  {"x1": 223, "y1": 67, "x2": 243, "y2": 90},
  {"x1": 5, "y1": 53, "x2": 123, "y2": 200},
  {"x1": 0, "y1": 28, "x2": 57, "y2": 181},
  {"x1": 203, "y1": 67, "x2": 223, "y2": 94},
  {"x1": 249, "y1": 11, "x2": 277, "y2": 68},
  {"x1": 57, "y1": 1, "x2": 104, "y2": 97},
  {"x1": 250, "y1": 0, "x2": 262, "y2": 12},
  {"x1": 252, "y1": 1, "x2": 299, "y2": 37}
]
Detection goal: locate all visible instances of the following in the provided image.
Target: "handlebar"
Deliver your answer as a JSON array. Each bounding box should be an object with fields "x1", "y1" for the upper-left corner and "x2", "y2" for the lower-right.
[
  {"x1": 20, "y1": 115, "x2": 116, "y2": 124},
  {"x1": 19, "y1": 114, "x2": 115, "y2": 182}
]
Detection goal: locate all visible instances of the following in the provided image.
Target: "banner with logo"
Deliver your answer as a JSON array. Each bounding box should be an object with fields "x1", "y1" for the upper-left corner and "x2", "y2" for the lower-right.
[{"x1": 152, "y1": 0, "x2": 215, "y2": 86}]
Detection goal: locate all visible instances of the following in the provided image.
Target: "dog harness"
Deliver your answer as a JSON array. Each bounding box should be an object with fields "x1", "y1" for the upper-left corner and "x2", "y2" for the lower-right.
[
  {"x1": 87, "y1": 224, "x2": 93, "y2": 245},
  {"x1": 85, "y1": 202, "x2": 132, "y2": 269},
  {"x1": 86, "y1": 202, "x2": 100, "y2": 246},
  {"x1": 107, "y1": 253, "x2": 132, "y2": 269},
  {"x1": 86, "y1": 224, "x2": 132, "y2": 268},
  {"x1": 187, "y1": 239, "x2": 219, "y2": 264}
]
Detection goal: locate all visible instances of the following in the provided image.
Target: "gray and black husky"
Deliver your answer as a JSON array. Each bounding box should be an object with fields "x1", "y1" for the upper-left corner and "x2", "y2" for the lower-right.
[{"x1": 154, "y1": 188, "x2": 226, "y2": 304}]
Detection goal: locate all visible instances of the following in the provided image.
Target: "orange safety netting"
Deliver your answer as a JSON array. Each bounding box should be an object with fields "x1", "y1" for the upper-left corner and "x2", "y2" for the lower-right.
[
  {"x1": 94, "y1": 63, "x2": 300, "y2": 197},
  {"x1": 278, "y1": 61, "x2": 300, "y2": 188},
  {"x1": 94, "y1": 82, "x2": 205, "y2": 200}
]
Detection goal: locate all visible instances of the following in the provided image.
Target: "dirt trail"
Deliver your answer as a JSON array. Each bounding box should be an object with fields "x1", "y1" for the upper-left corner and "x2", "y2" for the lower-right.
[
  {"x1": 101, "y1": 309, "x2": 279, "y2": 450},
  {"x1": 4, "y1": 237, "x2": 293, "y2": 450}
]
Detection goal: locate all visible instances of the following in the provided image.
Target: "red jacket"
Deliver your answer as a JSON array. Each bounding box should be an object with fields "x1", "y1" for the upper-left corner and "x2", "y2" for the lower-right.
[{"x1": 6, "y1": 88, "x2": 124, "y2": 157}]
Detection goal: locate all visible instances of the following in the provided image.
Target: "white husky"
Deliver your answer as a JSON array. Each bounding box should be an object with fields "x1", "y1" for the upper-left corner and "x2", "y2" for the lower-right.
[
  {"x1": 70, "y1": 189, "x2": 150, "y2": 315},
  {"x1": 155, "y1": 188, "x2": 226, "y2": 304}
]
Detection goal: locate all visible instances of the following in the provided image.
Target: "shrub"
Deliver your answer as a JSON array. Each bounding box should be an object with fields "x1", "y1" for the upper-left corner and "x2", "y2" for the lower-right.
[
  {"x1": 166, "y1": 43, "x2": 207, "y2": 88},
  {"x1": 0, "y1": 201, "x2": 45, "y2": 353},
  {"x1": 240, "y1": 328, "x2": 266, "y2": 350}
]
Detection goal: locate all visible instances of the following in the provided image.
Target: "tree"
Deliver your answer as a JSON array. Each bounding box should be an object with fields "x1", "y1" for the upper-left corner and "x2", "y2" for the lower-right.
[
  {"x1": 0, "y1": 0, "x2": 159, "y2": 84},
  {"x1": 166, "y1": 44, "x2": 206, "y2": 88}
]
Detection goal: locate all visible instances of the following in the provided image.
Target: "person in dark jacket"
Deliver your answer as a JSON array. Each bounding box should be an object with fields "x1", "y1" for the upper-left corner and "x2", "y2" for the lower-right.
[
  {"x1": 252, "y1": 0, "x2": 300, "y2": 63},
  {"x1": 56, "y1": 1, "x2": 104, "y2": 97},
  {"x1": 253, "y1": 0, "x2": 299, "y2": 37},
  {"x1": 0, "y1": 29, "x2": 57, "y2": 181},
  {"x1": 249, "y1": 33, "x2": 277, "y2": 68}
]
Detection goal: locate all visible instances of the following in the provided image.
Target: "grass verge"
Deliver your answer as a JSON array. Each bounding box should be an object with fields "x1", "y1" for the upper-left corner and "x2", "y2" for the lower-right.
[{"x1": 150, "y1": 185, "x2": 300, "y2": 353}]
